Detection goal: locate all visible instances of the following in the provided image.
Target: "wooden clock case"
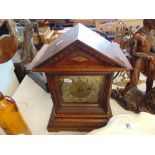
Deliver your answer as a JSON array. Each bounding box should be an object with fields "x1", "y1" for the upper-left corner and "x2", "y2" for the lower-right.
[{"x1": 28, "y1": 23, "x2": 132, "y2": 132}]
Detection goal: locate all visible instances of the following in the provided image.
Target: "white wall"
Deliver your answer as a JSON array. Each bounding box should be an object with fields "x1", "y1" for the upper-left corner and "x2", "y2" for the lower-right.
[{"x1": 0, "y1": 60, "x2": 19, "y2": 96}]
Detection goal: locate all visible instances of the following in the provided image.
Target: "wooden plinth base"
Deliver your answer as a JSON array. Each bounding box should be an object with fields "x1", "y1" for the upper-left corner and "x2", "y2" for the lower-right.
[{"x1": 47, "y1": 107, "x2": 112, "y2": 132}]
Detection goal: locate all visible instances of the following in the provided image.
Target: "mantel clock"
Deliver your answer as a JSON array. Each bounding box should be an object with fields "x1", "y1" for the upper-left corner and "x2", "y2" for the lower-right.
[{"x1": 28, "y1": 23, "x2": 132, "y2": 131}]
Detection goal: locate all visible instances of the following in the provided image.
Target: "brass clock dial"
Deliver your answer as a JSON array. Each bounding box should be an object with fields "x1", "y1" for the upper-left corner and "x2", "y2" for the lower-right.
[
  {"x1": 69, "y1": 80, "x2": 92, "y2": 98},
  {"x1": 56, "y1": 76, "x2": 104, "y2": 103}
]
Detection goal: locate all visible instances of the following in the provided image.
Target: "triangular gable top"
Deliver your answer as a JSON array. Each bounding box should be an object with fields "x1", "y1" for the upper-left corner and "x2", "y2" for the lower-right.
[{"x1": 26, "y1": 23, "x2": 132, "y2": 70}]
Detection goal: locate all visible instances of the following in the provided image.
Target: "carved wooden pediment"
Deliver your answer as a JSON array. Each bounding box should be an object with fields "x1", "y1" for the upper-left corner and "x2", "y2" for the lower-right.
[{"x1": 34, "y1": 40, "x2": 123, "y2": 72}]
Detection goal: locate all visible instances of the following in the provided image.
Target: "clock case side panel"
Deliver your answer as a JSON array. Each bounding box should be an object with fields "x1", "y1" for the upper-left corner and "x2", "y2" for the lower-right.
[
  {"x1": 103, "y1": 73, "x2": 114, "y2": 113},
  {"x1": 46, "y1": 73, "x2": 60, "y2": 113}
]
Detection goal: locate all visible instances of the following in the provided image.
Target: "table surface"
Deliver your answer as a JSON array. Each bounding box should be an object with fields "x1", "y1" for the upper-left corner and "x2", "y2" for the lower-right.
[{"x1": 1, "y1": 73, "x2": 152, "y2": 135}]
